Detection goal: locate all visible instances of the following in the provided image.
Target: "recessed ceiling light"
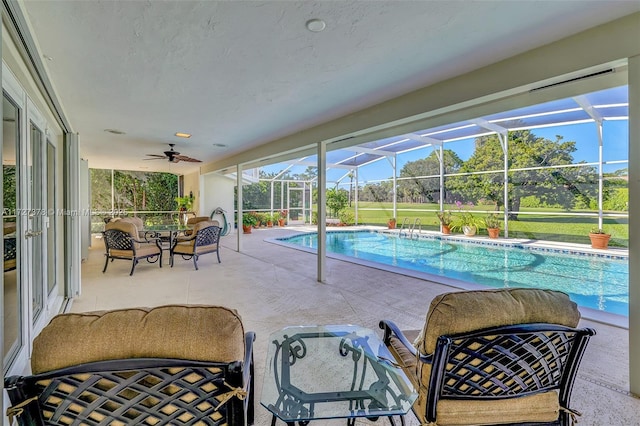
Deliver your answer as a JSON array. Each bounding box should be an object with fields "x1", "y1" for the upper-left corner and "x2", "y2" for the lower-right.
[
  {"x1": 306, "y1": 18, "x2": 326, "y2": 32},
  {"x1": 212, "y1": 143, "x2": 227, "y2": 148},
  {"x1": 104, "y1": 128, "x2": 126, "y2": 135},
  {"x1": 175, "y1": 132, "x2": 191, "y2": 138}
]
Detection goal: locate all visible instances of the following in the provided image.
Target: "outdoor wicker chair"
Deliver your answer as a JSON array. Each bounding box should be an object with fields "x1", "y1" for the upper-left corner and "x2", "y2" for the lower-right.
[
  {"x1": 379, "y1": 288, "x2": 595, "y2": 426},
  {"x1": 5, "y1": 304, "x2": 256, "y2": 426},
  {"x1": 102, "y1": 220, "x2": 162, "y2": 275},
  {"x1": 170, "y1": 221, "x2": 221, "y2": 270}
]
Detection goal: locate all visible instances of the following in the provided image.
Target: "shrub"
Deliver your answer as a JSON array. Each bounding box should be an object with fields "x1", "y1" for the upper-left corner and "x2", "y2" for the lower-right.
[{"x1": 338, "y1": 210, "x2": 355, "y2": 225}]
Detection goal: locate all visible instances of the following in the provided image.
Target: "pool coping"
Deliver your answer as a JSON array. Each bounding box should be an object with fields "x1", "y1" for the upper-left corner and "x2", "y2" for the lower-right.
[{"x1": 265, "y1": 226, "x2": 629, "y2": 329}]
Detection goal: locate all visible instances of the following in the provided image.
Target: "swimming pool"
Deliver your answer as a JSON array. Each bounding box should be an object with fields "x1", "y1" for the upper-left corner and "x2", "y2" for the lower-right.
[{"x1": 277, "y1": 230, "x2": 629, "y2": 317}]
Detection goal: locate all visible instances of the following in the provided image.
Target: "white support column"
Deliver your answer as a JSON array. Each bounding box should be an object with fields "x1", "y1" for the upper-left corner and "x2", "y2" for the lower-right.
[
  {"x1": 317, "y1": 141, "x2": 327, "y2": 282},
  {"x1": 111, "y1": 169, "x2": 115, "y2": 212},
  {"x1": 64, "y1": 132, "x2": 81, "y2": 298},
  {"x1": 597, "y1": 122, "x2": 604, "y2": 229},
  {"x1": 270, "y1": 181, "x2": 274, "y2": 217},
  {"x1": 302, "y1": 181, "x2": 307, "y2": 223},
  {"x1": 355, "y1": 168, "x2": 359, "y2": 225},
  {"x1": 438, "y1": 145, "x2": 444, "y2": 229},
  {"x1": 286, "y1": 181, "x2": 290, "y2": 223},
  {"x1": 500, "y1": 132, "x2": 509, "y2": 237},
  {"x1": 236, "y1": 164, "x2": 243, "y2": 252},
  {"x1": 629, "y1": 54, "x2": 640, "y2": 397},
  {"x1": 280, "y1": 179, "x2": 284, "y2": 211},
  {"x1": 392, "y1": 154, "x2": 397, "y2": 219}
]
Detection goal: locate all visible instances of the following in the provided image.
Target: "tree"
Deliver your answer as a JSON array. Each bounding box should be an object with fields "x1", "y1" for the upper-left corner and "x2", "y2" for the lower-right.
[
  {"x1": 90, "y1": 169, "x2": 112, "y2": 212},
  {"x1": 398, "y1": 149, "x2": 463, "y2": 203},
  {"x1": 449, "y1": 130, "x2": 597, "y2": 218},
  {"x1": 360, "y1": 181, "x2": 394, "y2": 203},
  {"x1": 326, "y1": 187, "x2": 348, "y2": 217},
  {"x1": 92, "y1": 169, "x2": 178, "y2": 213}
]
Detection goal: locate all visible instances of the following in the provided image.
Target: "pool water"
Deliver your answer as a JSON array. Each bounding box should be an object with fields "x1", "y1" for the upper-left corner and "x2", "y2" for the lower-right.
[{"x1": 278, "y1": 231, "x2": 629, "y2": 316}]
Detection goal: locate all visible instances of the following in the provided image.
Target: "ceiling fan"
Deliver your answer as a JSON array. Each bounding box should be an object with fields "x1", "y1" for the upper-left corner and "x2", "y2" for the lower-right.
[{"x1": 144, "y1": 144, "x2": 202, "y2": 163}]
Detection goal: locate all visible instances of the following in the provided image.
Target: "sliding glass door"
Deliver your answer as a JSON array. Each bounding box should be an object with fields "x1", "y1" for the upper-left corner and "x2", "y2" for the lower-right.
[{"x1": 2, "y1": 94, "x2": 22, "y2": 369}]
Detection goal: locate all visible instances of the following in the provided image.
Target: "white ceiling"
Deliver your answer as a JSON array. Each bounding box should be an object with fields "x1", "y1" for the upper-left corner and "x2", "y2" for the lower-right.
[{"x1": 20, "y1": 1, "x2": 640, "y2": 174}]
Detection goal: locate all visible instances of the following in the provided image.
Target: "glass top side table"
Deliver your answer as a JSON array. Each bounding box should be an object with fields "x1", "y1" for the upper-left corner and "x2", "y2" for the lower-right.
[{"x1": 261, "y1": 325, "x2": 417, "y2": 425}]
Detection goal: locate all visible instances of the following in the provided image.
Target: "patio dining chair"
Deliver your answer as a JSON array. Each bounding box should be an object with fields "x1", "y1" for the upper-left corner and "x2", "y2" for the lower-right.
[
  {"x1": 170, "y1": 220, "x2": 221, "y2": 270},
  {"x1": 102, "y1": 220, "x2": 162, "y2": 275},
  {"x1": 379, "y1": 288, "x2": 595, "y2": 426},
  {"x1": 184, "y1": 216, "x2": 216, "y2": 236},
  {"x1": 4, "y1": 304, "x2": 256, "y2": 426}
]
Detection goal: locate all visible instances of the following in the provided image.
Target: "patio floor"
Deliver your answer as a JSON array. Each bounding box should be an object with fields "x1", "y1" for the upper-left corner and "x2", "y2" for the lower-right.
[{"x1": 75, "y1": 227, "x2": 640, "y2": 425}]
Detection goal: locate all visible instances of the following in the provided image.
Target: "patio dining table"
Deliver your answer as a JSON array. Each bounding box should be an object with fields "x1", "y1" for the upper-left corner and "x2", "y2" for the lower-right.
[{"x1": 143, "y1": 224, "x2": 189, "y2": 252}]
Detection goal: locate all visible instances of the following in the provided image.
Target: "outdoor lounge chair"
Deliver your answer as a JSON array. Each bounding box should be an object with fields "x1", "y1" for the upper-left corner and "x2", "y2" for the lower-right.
[
  {"x1": 102, "y1": 220, "x2": 162, "y2": 275},
  {"x1": 379, "y1": 288, "x2": 595, "y2": 426},
  {"x1": 4, "y1": 304, "x2": 256, "y2": 426},
  {"x1": 170, "y1": 220, "x2": 221, "y2": 270}
]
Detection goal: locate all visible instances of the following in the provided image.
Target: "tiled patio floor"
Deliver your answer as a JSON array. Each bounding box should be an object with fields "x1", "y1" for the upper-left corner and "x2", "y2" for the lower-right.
[{"x1": 75, "y1": 227, "x2": 640, "y2": 425}]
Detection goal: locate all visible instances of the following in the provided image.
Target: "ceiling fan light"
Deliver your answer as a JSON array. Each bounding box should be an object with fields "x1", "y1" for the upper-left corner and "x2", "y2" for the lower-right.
[{"x1": 175, "y1": 132, "x2": 191, "y2": 138}]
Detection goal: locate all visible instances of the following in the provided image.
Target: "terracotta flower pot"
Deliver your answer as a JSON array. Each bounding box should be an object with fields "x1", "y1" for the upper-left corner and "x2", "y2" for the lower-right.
[
  {"x1": 589, "y1": 233, "x2": 610, "y2": 249},
  {"x1": 388, "y1": 220, "x2": 396, "y2": 229},
  {"x1": 488, "y1": 228, "x2": 500, "y2": 239},
  {"x1": 278, "y1": 218, "x2": 286, "y2": 227},
  {"x1": 441, "y1": 225, "x2": 451, "y2": 235},
  {"x1": 242, "y1": 225, "x2": 252, "y2": 234}
]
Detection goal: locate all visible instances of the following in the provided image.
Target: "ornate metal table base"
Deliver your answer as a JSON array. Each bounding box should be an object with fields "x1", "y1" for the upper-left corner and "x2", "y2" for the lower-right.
[{"x1": 262, "y1": 325, "x2": 416, "y2": 426}]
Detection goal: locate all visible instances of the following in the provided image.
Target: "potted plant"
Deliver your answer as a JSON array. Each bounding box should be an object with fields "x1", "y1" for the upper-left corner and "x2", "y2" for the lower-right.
[
  {"x1": 248, "y1": 211, "x2": 262, "y2": 228},
  {"x1": 174, "y1": 196, "x2": 194, "y2": 212},
  {"x1": 242, "y1": 213, "x2": 257, "y2": 234},
  {"x1": 175, "y1": 196, "x2": 194, "y2": 225},
  {"x1": 265, "y1": 212, "x2": 275, "y2": 227},
  {"x1": 436, "y1": 211, "x2": 453, "y2": 235},
  {"x1": 589, "y1": 228, "x2": 611, "y2": 249},
  {"x1": 278, "y1": 210, "x2": 288, "y2": 226},
  {"x1": 450, "y1": 201, "x2": 483, "y2": 236},
  {"x1": 484, "y1": 213, "x2": 501, "y2": 239},
  {"x1": 387, "y1": 217, "x2": 397, "y2": 229}
]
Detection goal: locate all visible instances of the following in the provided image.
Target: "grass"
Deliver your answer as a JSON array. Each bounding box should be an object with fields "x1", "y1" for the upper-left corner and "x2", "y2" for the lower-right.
[{"x1": 350, "y1": 202, "x2": 629, "y2": 248}]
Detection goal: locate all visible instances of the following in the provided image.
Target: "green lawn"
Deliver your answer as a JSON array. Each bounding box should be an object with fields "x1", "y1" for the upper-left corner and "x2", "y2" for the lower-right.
[{"x1": 350, "y1": 202, "x2": 628, "y2": 248}]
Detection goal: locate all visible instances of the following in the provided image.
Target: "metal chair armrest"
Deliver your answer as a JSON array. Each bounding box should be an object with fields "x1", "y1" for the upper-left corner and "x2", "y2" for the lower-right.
[
  {"x1": 243, "y1": 332, "x2": 255, "y2": 386},
  {"x1": 379, "y1": 319, "x2": 432, "y2": 364}
]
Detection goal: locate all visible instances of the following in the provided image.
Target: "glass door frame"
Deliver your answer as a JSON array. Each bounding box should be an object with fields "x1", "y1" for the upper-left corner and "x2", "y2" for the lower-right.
[
  {"x1": 2, "y1": 63, "x2": 59, "y2": 375},
  {"x1": 27, "y1": 103, "x2": 45, "y2": 323}
]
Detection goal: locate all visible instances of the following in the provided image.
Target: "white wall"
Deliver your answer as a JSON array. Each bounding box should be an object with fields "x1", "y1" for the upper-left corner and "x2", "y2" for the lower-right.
[{"x1": 201, "y1": 172, "x2": 235, "y2": 234}]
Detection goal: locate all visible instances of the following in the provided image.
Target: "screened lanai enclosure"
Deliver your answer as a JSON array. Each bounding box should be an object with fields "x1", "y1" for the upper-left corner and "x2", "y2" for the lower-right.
[{"x1": 239, "y1": 84, "x2": 629, "y2": 247}]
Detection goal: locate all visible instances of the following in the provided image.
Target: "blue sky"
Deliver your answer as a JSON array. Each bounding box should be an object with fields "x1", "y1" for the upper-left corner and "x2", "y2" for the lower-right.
[{"x1": 261, "y1": 119, "x2": 629, "y2": 185}]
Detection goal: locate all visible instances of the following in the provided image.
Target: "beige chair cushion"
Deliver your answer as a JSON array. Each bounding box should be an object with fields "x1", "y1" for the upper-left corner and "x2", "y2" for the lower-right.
[
  {"x1": 118, "y1": 217, "x2": 145, "y2": 239},
  {"x1": 184, "y1": 216, "x2": 211, "y2": 235},
  {"x1": 31, "y1": 305, "x2": 245, "y2": 374},
  {"x1": 186, "y1": 216, "x2": 210, "y2": 226},
  {"x1": 177, "y1": 221, "x2": 219, "y2": 249},
  {"x1": 104, "y1": 220, "x2": 141, "y2": 249},
  {"x1": 110, "y1": 243, "x2": 160, "y2": 259},
  {"x1": 3, "y1": 222, "x2": 16, "y2": 235},
  {"x1": 113, "y1": 216, "x2": 144, "y2": 231},
  {"x1": 415, "y1": 288, "x2": 580, "y2": 356}
]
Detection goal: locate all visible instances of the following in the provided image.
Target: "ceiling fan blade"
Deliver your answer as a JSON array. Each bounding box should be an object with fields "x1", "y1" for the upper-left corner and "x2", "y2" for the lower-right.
[
  {"x1": 145, "y1": 154, "x2": 166, "y2": 158},
  {"x1": 174, "y1": 155, "x2": 202, "y2": 163},
  {"x1": 143, "y1": 157, "x2": 165, "y2": 161}
]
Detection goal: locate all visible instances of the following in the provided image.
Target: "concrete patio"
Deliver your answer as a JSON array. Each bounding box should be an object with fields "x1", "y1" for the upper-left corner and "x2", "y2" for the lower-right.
[{"x1": 74, "y1": 227, "x2": 640, "y2": 425}]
